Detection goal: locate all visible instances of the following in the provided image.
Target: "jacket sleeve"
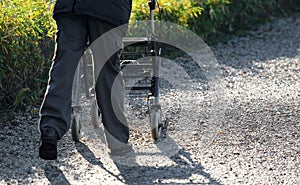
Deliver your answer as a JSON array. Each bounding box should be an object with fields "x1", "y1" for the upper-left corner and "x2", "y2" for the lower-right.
[{"x1": 53, "y1": 0, "x2": 75, "y2": 16}]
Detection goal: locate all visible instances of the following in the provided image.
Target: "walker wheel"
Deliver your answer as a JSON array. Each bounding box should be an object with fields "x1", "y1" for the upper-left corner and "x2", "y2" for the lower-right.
[
  {"x1": 91, "y1": 97, "x2": 99, "y2": 128},
  {"x1": 71, "y1": 113, "x2": 81, "y2": 142},
  {"x1": 150, "y1": 110, "x2": 162, "y2": 140}
]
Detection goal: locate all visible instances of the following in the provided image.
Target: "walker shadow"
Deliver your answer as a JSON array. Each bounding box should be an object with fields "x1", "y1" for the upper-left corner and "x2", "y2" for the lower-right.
[
  {"x1": 115, "y1": 151, "x2": 222, "y2": 185},
  {"x1": 115, "y1": 136, "x2": 223, "y2": 185}
]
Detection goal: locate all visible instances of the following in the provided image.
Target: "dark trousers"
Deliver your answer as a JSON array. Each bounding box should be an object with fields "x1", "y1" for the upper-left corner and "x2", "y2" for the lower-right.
[{"x1": 39, "y1": 14, "x2": 129, "y2": 145}]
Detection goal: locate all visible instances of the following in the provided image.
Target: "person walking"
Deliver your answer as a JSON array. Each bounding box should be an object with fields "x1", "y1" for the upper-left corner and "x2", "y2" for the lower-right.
[{"x1": 39, "y1": 0, "x2": 133, "y2": 160}]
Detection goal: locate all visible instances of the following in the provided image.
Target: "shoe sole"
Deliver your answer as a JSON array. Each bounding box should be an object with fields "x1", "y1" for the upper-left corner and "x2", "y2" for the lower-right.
[{"x1": 39, "y1": 143, "x2": 57, "y2": 160}]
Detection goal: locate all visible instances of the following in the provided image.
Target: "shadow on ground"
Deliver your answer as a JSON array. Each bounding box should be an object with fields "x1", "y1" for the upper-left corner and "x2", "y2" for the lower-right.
[
  {"x1": 44, "y1": 164, "x2": 71, "y2": 185},
  {"x1": 76, "y1": 136, "x2": 223, "y2": 185}
]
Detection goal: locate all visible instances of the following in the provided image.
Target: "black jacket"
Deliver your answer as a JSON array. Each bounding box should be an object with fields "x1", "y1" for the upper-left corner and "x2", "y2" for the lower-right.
[{"x1": 53, "y1": 0, "x2": 132, "y2": 26}]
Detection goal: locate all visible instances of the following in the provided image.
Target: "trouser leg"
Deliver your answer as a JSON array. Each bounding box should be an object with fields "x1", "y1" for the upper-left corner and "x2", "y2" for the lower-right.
[
  {"x1": 39, "y1": 14, "x2": 87, "y2": 139},
  {"x1": 97, "y1": 54, "x2": 129, "y2": 144},
  {"x1": 87, "y1": 19, "x2": 129, "y2": 144}
]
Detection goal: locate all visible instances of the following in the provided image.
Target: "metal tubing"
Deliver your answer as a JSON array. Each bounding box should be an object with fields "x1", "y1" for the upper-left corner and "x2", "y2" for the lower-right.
[{"x1": 74, "y1": 60, "x2": 81, "y2": 106}]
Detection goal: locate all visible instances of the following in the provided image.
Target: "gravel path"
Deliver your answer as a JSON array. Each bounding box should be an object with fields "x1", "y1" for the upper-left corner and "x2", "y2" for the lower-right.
[{"x1": 0, "y1": 13, "x2": 299, "y2": 185}]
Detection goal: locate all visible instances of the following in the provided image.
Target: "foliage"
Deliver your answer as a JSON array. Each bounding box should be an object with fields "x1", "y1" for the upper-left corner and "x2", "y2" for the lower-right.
[
  {"x1": 131, "y1": 0, "x2": 299, "y2": 43},
  {"x1": 192, "y1": 0, "x2": 280, "y2": 42},
  {"x1": 131, "y1": 0, "x2": 203, "y2": 27},
  {"x1": 0, "y1": 0, "x2": 56, "y2": 110}
]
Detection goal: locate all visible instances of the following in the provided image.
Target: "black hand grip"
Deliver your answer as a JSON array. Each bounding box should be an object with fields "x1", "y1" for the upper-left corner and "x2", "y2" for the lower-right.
[{"x1": 148, "y1": 0, "x2": 156, "y2": 10}]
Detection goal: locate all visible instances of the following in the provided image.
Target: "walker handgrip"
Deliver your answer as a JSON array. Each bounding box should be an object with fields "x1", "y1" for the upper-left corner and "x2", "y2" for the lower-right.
[{"x1": 148, "y1": 0, "x2": 156, "y2": 10}]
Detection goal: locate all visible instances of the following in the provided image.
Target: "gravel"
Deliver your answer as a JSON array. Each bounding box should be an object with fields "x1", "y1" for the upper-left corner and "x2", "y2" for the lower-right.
[{"x1": 0, "y1": 13, "x2": 299, "y2": 184}]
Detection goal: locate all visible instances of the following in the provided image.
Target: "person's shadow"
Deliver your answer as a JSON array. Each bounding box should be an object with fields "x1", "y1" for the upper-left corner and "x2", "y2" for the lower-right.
[
  {"x1": 74, "y1": 141, "x2": 126, "y2": 182},
  {"x1": 76, "y1": 135, "x2": 223, "y2": 185},
  {"x1": 44, "y1": 163, "x2": 71, "y2": 185}
]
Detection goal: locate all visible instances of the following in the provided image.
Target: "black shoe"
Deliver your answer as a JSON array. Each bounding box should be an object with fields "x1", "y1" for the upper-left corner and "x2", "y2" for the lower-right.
[
  {"x1": 109, "y1": 142, "x2": 134, "y2": 156},
  {"x1": 39, "y1": 127, "x2": 58, "y2": 160}
]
